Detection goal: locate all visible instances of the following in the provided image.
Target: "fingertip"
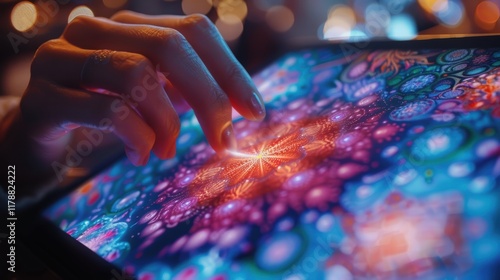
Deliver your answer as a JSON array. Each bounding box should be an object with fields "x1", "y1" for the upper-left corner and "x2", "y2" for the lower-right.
[
  {"x1": 153, "y1": 141, "x2": 176, "y2": 160},
  {"x1": 152, "y1": 143, "x2": 168, "y2": 159},
  {"x1": 220, "y1": 123, "x2": 237, "y2": 152},
  {"x1": 125, "y1": 146, "x2": 149, "y2": 166},
  {"x1": 141, "y1": 153, "x2": 150, "y2": 166},
  {"x1": 167, "y1": 142, "x2": 177, "y2": 158}
]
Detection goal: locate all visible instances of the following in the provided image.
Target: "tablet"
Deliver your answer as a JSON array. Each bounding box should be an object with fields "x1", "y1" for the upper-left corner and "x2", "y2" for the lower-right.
[{"x1": 40, "y1": 37, "x2": 500, "y2": 279}]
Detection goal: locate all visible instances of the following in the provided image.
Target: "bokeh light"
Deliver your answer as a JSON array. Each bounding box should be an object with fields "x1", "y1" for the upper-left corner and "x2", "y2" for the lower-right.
[
  {"x1": 10, "y1": 1, "x2": 37, "y2": 32},
  {"x1": 364, "y1": 3, "x2": 390, "y2": 37},
  {"x1": 68, "y1": 6, "x2": 94, "y2": 23},
  {"x1": 265, "y1": 5, "x2": 294, "y2": 32},
  {"x1": 322, "y1": 5, "x2": 356, "y2": 40},
  {"x1": 254, "y1": 0, "x2": 285, "y2": 11},
  {"x1": 475, "y1": 1, "x2": 500, "y2": 30},
  {"x1": 387, "y1": 14, "x2": 417, "y2": 40},
  {"x1": 215, "y1": 14, "x2": 243, "y2": 41},
  {"x1": 103, "y1": 0, "x2": 128, "y2": 9},
  {"x1": 418, "y1": 0, "x2": 448, "y2": 13},
  {"x1": 435, "y1": 0, "x2": 463, "y2": 26},
  {"x1": 215, "y1": 0, "x2": 248, "y2": 23},
  {"x1": 182, "y1": 0, "x2": 212, "y2": 15}
]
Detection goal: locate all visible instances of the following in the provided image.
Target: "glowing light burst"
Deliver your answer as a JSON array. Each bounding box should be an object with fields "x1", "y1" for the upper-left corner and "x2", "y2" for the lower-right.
[
  {"x1": 222, "y1": 132, "x2": 309, "y2": 185},
  {"x1": 175, "y1": 117, "x2": 341, "y2": 230}
]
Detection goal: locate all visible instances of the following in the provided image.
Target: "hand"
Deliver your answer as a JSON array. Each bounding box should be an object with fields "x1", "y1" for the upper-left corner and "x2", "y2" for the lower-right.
[{"x1": 21, "y1": 11, "x2": 266, "y2": 166}]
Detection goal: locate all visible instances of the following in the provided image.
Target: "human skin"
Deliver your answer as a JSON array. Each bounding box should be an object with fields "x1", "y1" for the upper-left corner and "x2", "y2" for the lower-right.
[{"x1": 0, "y1": 11, "x2": 266, "y2": 199}]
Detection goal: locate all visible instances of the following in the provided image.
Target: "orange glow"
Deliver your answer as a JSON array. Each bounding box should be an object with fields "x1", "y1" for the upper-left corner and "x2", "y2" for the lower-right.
[
  {"x1": 191, "y1": 179, "x2": 227, "y2": 204},
  {"x1": 183, "y1": 115, "x2": 339, "y2": 206},
  {"x1": 11, "y1": 1, "x2": 37, "y2": 32},
  {"x1": 367, "y1": 50, "x2": 432, "y2": 73},
  {"x1": 156, "y1": 107, "x2": 344, "y2": 228},
  {"x1": 184, "y1": 130, "x2": 311, "y2": 206},
  {"x1": 79, "y1": 181, "x2": 94, "y2": 194},
  {"x1": 475, "y1": 1, "x2": 500, "y2": 30},
  {"x1": 222, "y1": 132, "x2": 308, "y2": 185}
]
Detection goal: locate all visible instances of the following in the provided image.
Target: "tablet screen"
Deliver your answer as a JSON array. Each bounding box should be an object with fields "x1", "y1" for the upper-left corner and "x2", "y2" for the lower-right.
[{"x1": 44, "y1": 45, "x2": 500, "y2": 279}]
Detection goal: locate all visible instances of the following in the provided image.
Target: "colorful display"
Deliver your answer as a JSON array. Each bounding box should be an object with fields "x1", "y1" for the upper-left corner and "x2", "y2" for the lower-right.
[{"x1": 44, "y1": 46, "x2": 500, "y2": 279}]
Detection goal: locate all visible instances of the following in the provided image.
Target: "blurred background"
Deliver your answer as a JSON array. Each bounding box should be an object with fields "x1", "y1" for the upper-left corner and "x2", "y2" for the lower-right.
[{"x1": 1, "y1": 0, "x2": 500, "y2": 99}]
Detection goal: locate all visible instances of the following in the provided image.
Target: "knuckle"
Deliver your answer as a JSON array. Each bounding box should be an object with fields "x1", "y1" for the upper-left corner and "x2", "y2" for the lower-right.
[
  {"x1": 110, "y1": 10, "x2": 134, "y2": 21},
  {"x1": 145, "y1": 27, "x2": 196, "y2": 61},
  {"x1": 31, "y1": 39, "x2": 63, "y2": 73},
  {"x1": 155, "y1": 28, "x2": 187, "y2": 51},
  {"x1": 65, "y1": 15, "x2": 93, "y2": 33},
  {"x1": 224, "y1": 63, "x2": 244, "y2": 84},
  {"x1": 115, "y1": 53, "x2": 153, "y2": 89},
  {"x1": 182, "y1": 14, "x2": 214, "y2": 32},
  {"x1": 64, "y1": 16, "x2": 102, "y2": 42},
  {"x1": 35, "y1": 39, "x2": 58, "y2": 56},
  {"x1": 209, "y1": 86, "x2": 231, "y2": 111}
]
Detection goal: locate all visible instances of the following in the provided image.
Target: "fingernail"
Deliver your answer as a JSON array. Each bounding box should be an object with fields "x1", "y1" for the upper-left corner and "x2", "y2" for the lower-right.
[
  {"x1": 221, "y1": 125, "x2": 237, "y2": 151},
  {"x1": 125, "y1": 146, "x2": 147, "y2": 166},
  {"x1": 249, "y1": 92, "x2": 266, "y2": 120}
]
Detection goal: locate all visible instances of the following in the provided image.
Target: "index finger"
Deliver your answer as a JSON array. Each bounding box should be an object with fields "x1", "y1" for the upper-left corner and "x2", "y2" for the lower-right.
[
  {"x1": 62, "y1": 16, "x2": 236, "y2": 153},
  {"x1": 111, "y1": 11, "x2": 266, "y2": 121}
]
